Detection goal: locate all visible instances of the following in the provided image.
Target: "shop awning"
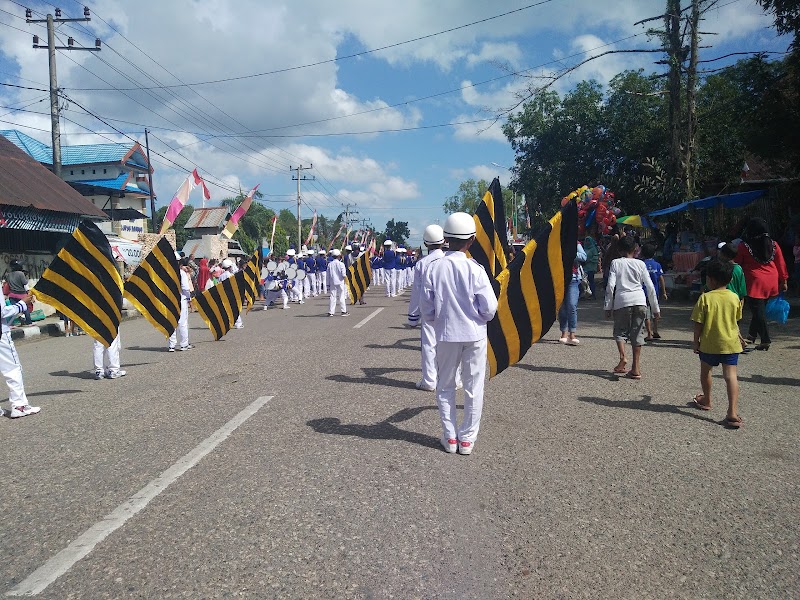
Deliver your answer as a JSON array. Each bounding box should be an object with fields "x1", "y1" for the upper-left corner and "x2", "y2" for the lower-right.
[
  {"x1": 648, "y1": 190, "x2": 765, "y2": 217},
  {"x1": 102, "y1": 208, "x2": 148, "y2": 220}
]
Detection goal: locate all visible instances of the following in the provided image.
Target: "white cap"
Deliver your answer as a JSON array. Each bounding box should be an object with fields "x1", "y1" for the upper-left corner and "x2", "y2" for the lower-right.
[
  {"x1": 331, "y1": 248, "x2": 341, "y2": 257},
  {"x1": 383, "y1": 240, "x2": 392, "y2": 246},
  {"x1": 423, "y1": 224, "x2": 444, "y2": 245},
  {"x1": 345, "y1": 245, "x2": 352, "y2": 251},
  {"x1": 398, "y1": 247, "x2": 406, "y2": 253},
  {"x1": 319, "y1": 249, "x2": 327, "y2": 255},
  {"x1": 308, "y1": 248, "x2": 317, "y2": 255},
  {"x1": 287, "y1": 249, "x2": 296, "y2": 256},
  {"x1": 221, "y1": 258, "x2": 233, "y2": 268},
  {"x1": 443, "y1": 212, "x2": 477, "y2": 239}
]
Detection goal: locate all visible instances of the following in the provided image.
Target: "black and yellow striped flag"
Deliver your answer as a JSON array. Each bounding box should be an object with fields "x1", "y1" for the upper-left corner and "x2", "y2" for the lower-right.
[
  {"x1": 469, "y1": 177, "x2": 508, "y2": 279},
  {"x1": 346, "y1": 252, "x2": 372, "y2": 304},
  {"x1": 192, "y1": 270, "x2": 245, "y2": 340},
  {"x1": 241, "y1": 250, "x2": 261, "y2": 310},
  {"x1": 487, "y1": 199, "x2": 578, "y2": 378},
  {"x1": 33, "y1": 220, "x2": 123, "y2": 347},
  {"x1": 122, "y1": 236, "x2": 181, "y2": 339}
]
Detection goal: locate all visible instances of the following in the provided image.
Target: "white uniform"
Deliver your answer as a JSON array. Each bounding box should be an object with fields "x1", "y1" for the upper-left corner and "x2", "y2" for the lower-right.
[
  {"x1": 219, "y1": 268, "x2": 244, "y2": 329},
  {"x1": 420, "y1": 251, "x2": 498, "y2": 445},
  {"x1": 407, "y1": 248, "x2": 444, "y2": 390},
  {"x1": 168, "y1": 269, "x2": 192, "y2": 350},
  {"x1": 93, "y1": 334, "x2": 123, "y2": 377},
  {"x1": 326, "y1": 259, "x2": 348, "y2": 315},
  {"x1": 0, "y1": 293, "x2": 35, "y2": 415}
]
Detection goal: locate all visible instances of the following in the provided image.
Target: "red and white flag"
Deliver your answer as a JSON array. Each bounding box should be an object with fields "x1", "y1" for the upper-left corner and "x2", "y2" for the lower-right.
[
  {"x1": 221, "y1": 184, "x2": 260, "y2": 239},
  {"x1": 305, "y1": 210, "x2": 317, "y2": 246},
  {"x1": 159, "y1": 168, "x2": 208, "y2": 234}
]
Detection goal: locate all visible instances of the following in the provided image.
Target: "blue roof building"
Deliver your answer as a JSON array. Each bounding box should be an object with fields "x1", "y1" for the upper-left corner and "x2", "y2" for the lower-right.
[{"x1": 0, "y1": 130, "x2": 154, "y2": 241}]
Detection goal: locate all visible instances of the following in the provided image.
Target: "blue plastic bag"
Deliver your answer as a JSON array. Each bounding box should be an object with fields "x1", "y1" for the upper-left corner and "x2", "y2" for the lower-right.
[{"x1": 765, "y1": 293, "x2": 790, "y2": 325}]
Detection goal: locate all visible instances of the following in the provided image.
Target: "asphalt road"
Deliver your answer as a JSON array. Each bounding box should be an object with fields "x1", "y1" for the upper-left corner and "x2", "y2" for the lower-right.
[{"x1": 2, "y1": 288, "x2": 798, "y2": 599}]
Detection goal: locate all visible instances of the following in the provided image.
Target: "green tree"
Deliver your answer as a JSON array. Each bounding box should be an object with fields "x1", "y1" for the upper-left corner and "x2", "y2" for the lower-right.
[{"x1": 382, "y1": 218, "x2": 410, "y2": 247}]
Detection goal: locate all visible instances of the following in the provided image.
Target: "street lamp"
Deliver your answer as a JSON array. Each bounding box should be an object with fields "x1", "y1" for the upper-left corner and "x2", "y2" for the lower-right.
[{"x1": 491, "y1": 162, "x2": 518, "y2": 239}]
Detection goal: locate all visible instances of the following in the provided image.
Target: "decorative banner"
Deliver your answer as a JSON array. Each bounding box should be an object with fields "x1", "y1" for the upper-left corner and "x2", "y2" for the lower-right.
[
  {"x1": 33, "y1": 220, "x2": 123, "y2": 347},
  {"x1": 487, "y1": 199, "x2": 577, "y2": 378},
  {"x1": 328, "y1": 222, "x2": 345, "y2": 250},
  {"x1": 469, "y1": 177, "x2": 509, "y2": 280},
  {"x1": 341, "y1": 228, "x2": 352, "y2": 251},
  {"x1": 159, "y1": 169, "x2": 208, "y2": 234},
  {"x1": 221, "y1": 184, "x2": 260, "y2": 239},
  {"x1": 269, "y1": 215, "x2": 278, "y2": 253},
  {"x1": 346, "y1": 251, "x2": 372, "y2": 304},
  {"x1": 241, "y1": 248, "x2": 262, "y2": 311},
  {"x1": 305, "y1": 210, "x2": 317, "y2": 246},
  {"x1": 123, "y1": 236, "x2": 181, "y2": 338},
  {"x1": 192, "y1": 270, "x2": 246, "y2": 340}
]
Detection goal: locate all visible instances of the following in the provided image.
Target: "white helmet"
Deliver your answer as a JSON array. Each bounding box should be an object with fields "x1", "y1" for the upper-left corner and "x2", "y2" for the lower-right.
[
  {"x1": 345, "y1": 245, "x2": 352, "y2": 251},
  {"x1": 397, "y1": 247, "x2": 406, "y2": 253},
  {"x1": 308, "y1": 248, "x2": 317, "y2": 255},
  {"x1": 319, "y1": 249, "x2": 327, "y2": 255},
  {"x1": 423, "y1": 224, "x2": 444, "y2": 245},
  {"x1": 359, "y1": 245, "x2": 366, "y2": 252},
  {"x1": 287, "y1": 248, "x2": 296, "y2": 256},
  {"x1": 443, "y1": 212, "x2": 476, "y2": 239},
  {"x1": 383, "y1": 240, "x2": 393, "y2": 246},
  {"x1": 221, "y1": 258, "x2": 233, "y2": 269},
  {"x1": 331, "y1": 248, "x2": 341, "y2": 257}
]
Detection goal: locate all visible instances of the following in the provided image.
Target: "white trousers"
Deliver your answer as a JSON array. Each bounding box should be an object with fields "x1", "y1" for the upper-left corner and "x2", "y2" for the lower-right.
[
  {"x1": 329, "y1": 284, "x2": 347, "y2": 314},
  {"x1": 309, "y1": 273, "x2": 318, "y2": 295},
  {"x1": 0, "y1": 332, "x2": 28, "y2": 408},
  {"x1": 435, "y1": 338, "x2": 487, "y2": 443},
  {"x1": 373, "y1": 267, "x2": 383, "y2": 285},
  {"x1": 317, "y1": 271, "x2": 327, "y2": 294},
  {"x1": 419, "y1": 320, "x2": 462, "y2": 390},
  {"x1": 291, "y1": 280, "x2": 303, "y2": 302},
  {"x1": 385, "y1": 270, "x2": 397, "y2": 297},
  {"x1": 303, "y1": 276, "x2": 311, "y2": 297},
  {"x1": 280, "y1": 289, "x2": 289, "y2": 308},
  {"x1": 93, "y1": 334, "x2": 121, "y2": 373},
  {"x1": 169, "y1": 297, "x2": 190, "y2": 349}
]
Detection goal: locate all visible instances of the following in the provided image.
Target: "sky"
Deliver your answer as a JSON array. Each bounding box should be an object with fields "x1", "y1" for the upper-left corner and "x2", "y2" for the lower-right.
[{"x1": 0, "y1": 0, "x2": 788, "y2": 247}]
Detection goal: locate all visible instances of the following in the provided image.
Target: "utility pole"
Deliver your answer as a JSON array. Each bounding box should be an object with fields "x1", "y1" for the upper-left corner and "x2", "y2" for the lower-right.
[
  {"x1": 342, "y1": 203, "x2": 358, "y2": 243},
  {"x1": 27, "y1": 7, "x2": 101, "y2": 178},
  {"x1": 290, "y1": 164, "x2": 313, "y2": 249},
  {"x1": 144, "y1": 129, "x2": 157, "y2": 231}
]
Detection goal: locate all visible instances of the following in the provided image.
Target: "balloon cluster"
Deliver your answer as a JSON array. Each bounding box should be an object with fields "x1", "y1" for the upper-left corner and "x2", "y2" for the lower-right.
[{"x1": 562, "y1": 185, "x2": 621, "y2": 237}]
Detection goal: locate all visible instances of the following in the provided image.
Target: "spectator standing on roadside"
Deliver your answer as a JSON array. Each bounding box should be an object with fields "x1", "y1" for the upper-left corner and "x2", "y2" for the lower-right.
[
  {"x1": 735, "y1": 218, "x2": 788, "y2": 351},
  {"x1": 582, "y1": 236, "x2": 600, "y2": 299},
  {"x1": 558, "y1": 241, "x2": 587, "y2": 345},
  {"x1": 641, "y1": 243, "x2": 667, "y2": 341}
]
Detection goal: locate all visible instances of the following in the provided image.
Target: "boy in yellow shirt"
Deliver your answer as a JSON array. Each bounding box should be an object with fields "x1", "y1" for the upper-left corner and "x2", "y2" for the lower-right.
[{"x1": 690, "y1": 259, "x2": 745, "y2": 428}]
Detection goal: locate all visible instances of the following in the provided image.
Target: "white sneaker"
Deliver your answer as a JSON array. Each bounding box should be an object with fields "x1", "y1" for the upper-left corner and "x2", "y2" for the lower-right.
[
  {"x1": 262, "y1": 305, "x2": 269, "y2": 311},
  {"x1": 566, "y1": 338, "x2": 580, "y2": 345},
  {"x1": 107, "y1": 370, "x2": 127, "y2": 379},
  {"x1": 559, "y1": 337, "x2": 568, "y2": 344},
  {"x1": 440, "y1": 436, "x2": 458, "y2": 453},
  {"x1": 282, "y1": 305, "x2": 290, "y2": 310},
  {"x1": 458, "y1": 440, "x2": 474, "y2": 455},
  {"x1": 8, "y1": 404, "x2": 41, "y2": 418},
  {"x1": 299, "y1": 300, "x2": 305, "y2": 304},
  {"x1": 455, "y1": 381, "x2": 463, "y2": 391},
  {"x1": 180, "y1": 344, "x2": 195, "y2": 351},
  {"x1": 167, "y1": 347, "x2": 176, "y2": 352},
  {"x1": 341, "y1": 312, "x2": 350, "y2": 317},
  {"x1": 94, "y1": 370, "x2": 105, "y2": 380},
  {"x1": 415, "y1": 381, "x2": 436, "y2": 392},
  {"x1": 234, "y1": 324, "x2": 244, "y2": 329}
]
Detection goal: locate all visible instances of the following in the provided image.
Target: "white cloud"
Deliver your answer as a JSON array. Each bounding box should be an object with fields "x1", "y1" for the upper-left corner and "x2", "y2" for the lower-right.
[{"x1": 467, "y1": 42, "x2": 523, "y2": 68}]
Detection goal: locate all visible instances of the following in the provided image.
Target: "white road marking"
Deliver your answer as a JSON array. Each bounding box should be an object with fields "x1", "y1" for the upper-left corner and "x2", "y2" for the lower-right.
[
  {"x1": 7, "y1": 395, "x2": 274, "y2": 597},
  {"x1": 353, "y1": 307, "x2": 383, "y2": 329}
]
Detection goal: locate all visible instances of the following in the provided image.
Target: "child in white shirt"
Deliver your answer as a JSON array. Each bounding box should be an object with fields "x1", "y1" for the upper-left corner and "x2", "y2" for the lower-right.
[{"x1": 420, "y1": 213, "x2": 498, "y2": 455}]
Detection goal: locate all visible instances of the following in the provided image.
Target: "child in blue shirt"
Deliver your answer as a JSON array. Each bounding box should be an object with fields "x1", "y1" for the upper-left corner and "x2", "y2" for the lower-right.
[{"x1": 641, "y1": 243, "x2": 667, "y2": 340}]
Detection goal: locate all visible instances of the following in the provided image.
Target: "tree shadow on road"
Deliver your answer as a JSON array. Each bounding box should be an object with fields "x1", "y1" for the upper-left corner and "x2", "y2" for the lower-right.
[
  {"x1": 578, "y1": 394, "x2": 719, "y2": 425},
  {"x1": 513, "y1": 363, "x2": 616, "y2": 380},
  {"x1": 364, "y1": 337, "x2": 419, "y2": 352},
  {"x1": 327, "y1": 367, "x2": 419, "y2": 390},
  {"x1": 739, "y1": 373, "x2": 800, "y2": 387},
  {"x1": 307, "y1": 405, "x2": 450, "y2": 450}
]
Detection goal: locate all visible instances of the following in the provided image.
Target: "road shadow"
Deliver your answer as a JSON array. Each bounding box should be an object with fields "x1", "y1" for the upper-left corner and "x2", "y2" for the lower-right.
[
  {"x1": 26, "y1": 389, "x2": 82, "y2": 397},
  {"x1": 364, "y1": 337, "x2": 420, "y2": 352},
  {"x1": 49, "y1": 362, "x2": 151, "y2": 380},
  {"x1": 513, "y1": 363, "x2": 617, "y2": 380},
  {"x1": 126, "y1": 346, "x2": 167, "y2": 352},
  {"x1": 578, "y1": 394, "x2": 719, "y2": 425},
  {"x1": 327, "y1": 367, "x2": 419, "y2": 390},
  {"x1": 740, "y1": 373, "x2": 800, "y2": 387},
  {"x1": 307, "y1": 405, "x2": 450, "y2": 450}
]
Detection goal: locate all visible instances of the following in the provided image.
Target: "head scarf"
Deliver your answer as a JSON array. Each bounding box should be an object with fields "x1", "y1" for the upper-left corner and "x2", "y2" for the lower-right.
[
  {"x1": 742, "y1": 217, "x2": 774, "y2": 264},
  {"x1": 197, "y1": 258, "x2": 211, "y2": 291}
]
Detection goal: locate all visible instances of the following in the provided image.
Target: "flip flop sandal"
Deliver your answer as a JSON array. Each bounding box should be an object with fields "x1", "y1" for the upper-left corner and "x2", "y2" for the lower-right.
[
  {"x1": 724, "y1": 416, "x2": 743, "y2": 429},
  {"x1": 690, "y1": 394, "x2": 711, "y2": 411},
  {"x1": 612, "y1": 366, "x2": 628, "y2": 374},
  {"x1": 625, "y1": 372, "x2": 642, "y2": 380}
]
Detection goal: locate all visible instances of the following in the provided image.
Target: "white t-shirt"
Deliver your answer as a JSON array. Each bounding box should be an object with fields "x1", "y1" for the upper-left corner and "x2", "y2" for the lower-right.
[
  {"x1": 407, "y1": 248, "x2": 444, "y2": 324},
  {"x1": 604, "y1": 257, "x2": 659, "y2": 312},
  {"x1": 327, "y1": 259, "x2": 347, "y2": 287}
]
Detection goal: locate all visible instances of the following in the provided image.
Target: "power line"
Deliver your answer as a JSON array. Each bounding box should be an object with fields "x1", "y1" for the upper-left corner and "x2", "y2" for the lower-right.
[{"x1": 65, "y1": 0, "x2": 559, "y2": 91}]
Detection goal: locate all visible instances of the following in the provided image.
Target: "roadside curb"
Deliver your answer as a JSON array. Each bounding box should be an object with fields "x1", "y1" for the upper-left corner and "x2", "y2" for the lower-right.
[{"x1": 10, "y1": 309, "x2": 141, "y2": 343}]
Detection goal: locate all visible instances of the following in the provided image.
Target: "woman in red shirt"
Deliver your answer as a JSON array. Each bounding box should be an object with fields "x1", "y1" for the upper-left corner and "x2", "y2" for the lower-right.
[{"x1": 735, "y1": 218, "x2": 788, "y2": 351}]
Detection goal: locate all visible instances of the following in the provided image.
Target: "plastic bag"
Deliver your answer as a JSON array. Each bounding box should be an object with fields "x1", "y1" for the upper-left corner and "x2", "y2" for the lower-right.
[{"x1": 765, "y1": 293, "x2": 790, "y2": 325}]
